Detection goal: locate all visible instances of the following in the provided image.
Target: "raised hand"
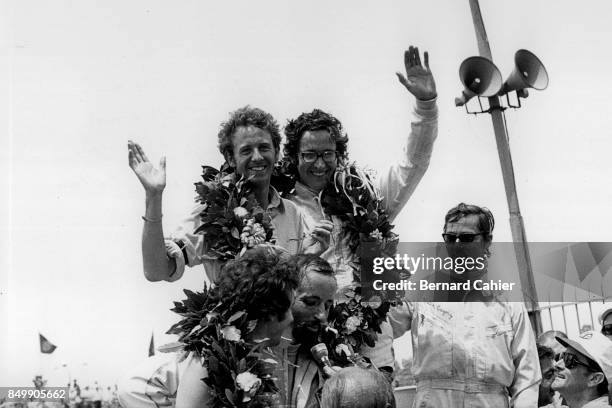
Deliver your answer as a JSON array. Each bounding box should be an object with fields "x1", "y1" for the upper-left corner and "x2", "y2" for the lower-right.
[
  {"x1": 128, "y1": 140, "x2": 166, "y2": 196},
  {"x1": 396, "y1": 45, "x2": 437, "y2": 101}
]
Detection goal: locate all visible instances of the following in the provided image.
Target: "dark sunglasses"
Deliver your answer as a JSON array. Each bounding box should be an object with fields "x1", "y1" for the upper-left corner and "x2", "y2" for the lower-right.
[
  {"x1": 442, "y1": 232, "x2": 486, "y2": 243},
  {"x1": 601, "y1": 324, "x2": 612, "y2": 336},
  {"x1": 561, "y1": 352, "x2": 599, "y2": 371}
]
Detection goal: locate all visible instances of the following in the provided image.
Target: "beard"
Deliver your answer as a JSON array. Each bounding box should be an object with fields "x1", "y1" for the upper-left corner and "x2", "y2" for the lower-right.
[{"x1": 292, "y1": 321, "x2": 322, "y2": 349}]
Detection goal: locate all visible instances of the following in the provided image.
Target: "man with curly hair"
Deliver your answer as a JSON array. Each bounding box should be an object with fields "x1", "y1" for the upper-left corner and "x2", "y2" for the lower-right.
[
  {"x1": 119, "y1": 247, "x2": 299, "y2": 408},
  {"x1": 128, "y1": 106, "x2": 331, "y2": 284},
  {"x1": 123, "y1": 107, "x2": 332, "y2": 408},
  {"x1": 274, "y1": 254, "x2": 339, "y2": 408},
  {"x1": 278, "y1": 45, "x2": 438, "y2": 373}
]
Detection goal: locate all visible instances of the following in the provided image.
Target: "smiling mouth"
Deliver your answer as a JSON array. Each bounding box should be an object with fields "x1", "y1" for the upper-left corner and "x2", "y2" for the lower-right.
[
  {"x1": 310, "y1": 171, "x2": 327, "y2": 177},
  {"x1": 249, "y1": 165, "x2": 267, "y2": 172}
]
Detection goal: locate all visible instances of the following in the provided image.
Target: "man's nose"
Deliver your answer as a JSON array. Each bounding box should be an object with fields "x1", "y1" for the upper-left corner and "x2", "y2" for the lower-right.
[
  {"x1": 313, "y1": 156, "x2": 327, "y2": 168},
  {"x1": 315, "y1": 306, "x2": 328, "y2": 325},
  {"x1": 286, "y1": 309, "x2": 294, "y2": 326},
  {"x1": 252, "y1": 148, "x2": 264, "y2": 161}
]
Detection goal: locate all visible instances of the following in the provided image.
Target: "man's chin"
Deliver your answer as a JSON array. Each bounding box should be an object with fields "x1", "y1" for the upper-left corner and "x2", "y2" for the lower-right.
[
  {"x1": 292, "y1": 325, "x2": 320, "y2": 347},
  {"x1": 246, "y1": 173, "x2": 272, "y2": 185}
]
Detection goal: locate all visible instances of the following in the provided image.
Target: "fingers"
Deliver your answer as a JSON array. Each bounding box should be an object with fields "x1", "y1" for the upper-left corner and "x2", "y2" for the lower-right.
[
  {"x1": 135, "y1": 142, "x2": 149, "y2": 163},
  {"x1": 396, "y1": 72, "x2": 414, "y2": 90},
  {"x1": 159, "y1": 156, "x2": 166, "y2": 170},
  {"x1": 315, "y1": 220, "x2": 334, "y2": 231},
  {"x1": 128, "y1": 140, "x2": 144, "y2": 163},
  {"x1": 404, "y1": 46, "x2": 429, "y2": 69},
  {"x1": 128, "y1": 141, "x2": 140, "y2": 169},
  {"x1": 310, "y1": 220, "x2": 332, "y2": 248},
  {"x1": 311, "y1": 227, "x2": 331, "y2": 241}
]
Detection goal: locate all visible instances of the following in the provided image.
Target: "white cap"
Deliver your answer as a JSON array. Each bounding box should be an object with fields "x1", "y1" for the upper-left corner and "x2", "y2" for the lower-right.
[
  {"x1": 556, "y1": 331, "x2": 612, "y2": 382},
  {"x1": 598, "y1": 306, "x2": 612, "y2": 325}
]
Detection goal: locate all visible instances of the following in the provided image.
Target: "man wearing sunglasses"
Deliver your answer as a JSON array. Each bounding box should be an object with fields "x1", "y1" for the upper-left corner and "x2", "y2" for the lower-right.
[
  {"x1": 600, "y1": 308, "x2": 612, "y2": 341},
  {"x1": 278, "y1": 45, "x2": 438, "y2": 371},
  {"x1": 552, "y1": 331, "x2": 612, "y2": 407},
  {"x1": 388, "y1": 203, "x2": 541, "y2": 407}
]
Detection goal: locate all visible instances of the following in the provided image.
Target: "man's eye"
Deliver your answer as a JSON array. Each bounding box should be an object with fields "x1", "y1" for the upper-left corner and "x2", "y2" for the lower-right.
[
  {"x1": 259, "y1": 145, "x2": 271, "y2": 152},
  {"x1": 303, "y1": 299, "x2": 318, "y2": 307},
  {"x1": 240, "y1": 149, "x2": 252, "y2": 155}
]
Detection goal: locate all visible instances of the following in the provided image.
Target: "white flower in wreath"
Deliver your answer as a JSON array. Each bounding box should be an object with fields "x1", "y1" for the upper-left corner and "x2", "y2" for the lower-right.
[
  {"x1": 345, "y1": 316, "x2": 361, "y2": 334},
  {"x1": 236, "y1": 371, "x2": 262, "y2": 402},
  {"x1": 335, "y1": 343, "x2": 352, "y2": 358},
  {"x1": 233, "y1": 206, "x2": 249, "y2": 219},
  {"x1": 220, "y1": 325, "x2": 242, "y2": 342},
  {"x1": 369, "y1": 229, "x2": 383, "y2": 240},
  {"x1": 240, "y1": 219, "x2": 266, "y2": 248}
]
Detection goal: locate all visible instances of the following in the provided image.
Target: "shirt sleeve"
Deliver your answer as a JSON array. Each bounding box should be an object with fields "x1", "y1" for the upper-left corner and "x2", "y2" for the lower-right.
[
  {"x1": 165, "y1": 203, "x2": 213, "y2": 282},
  {"x1": 508, "y1": 303, "x2": 541, "y2": 408},
  {"x1": 376, "y1": 98, "x2": 438, "y2": 222}
]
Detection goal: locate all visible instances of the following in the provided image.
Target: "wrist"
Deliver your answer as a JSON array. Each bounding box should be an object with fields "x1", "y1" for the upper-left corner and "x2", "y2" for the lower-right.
[
  {"x1": 415, "y1": 97, "x2": 438, "y2": 113},
  {"x1": 417, "y1": 93, "x2": 437, "y2": 102},
  {"x1": 142, "y1": 214, "x2": 163, "y2": 223},
  {"x1": 145, "y1": 190, "x2": 164, "y2": 201}
]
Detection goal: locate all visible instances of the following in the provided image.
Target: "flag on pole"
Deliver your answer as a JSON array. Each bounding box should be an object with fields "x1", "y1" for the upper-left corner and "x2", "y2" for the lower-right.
[
  {"x1": 39, "y1": 333, "x2": 57, "y2": 354},
  {"x1": 148, "y1": 332, "x2": 155, "y2": 357}
]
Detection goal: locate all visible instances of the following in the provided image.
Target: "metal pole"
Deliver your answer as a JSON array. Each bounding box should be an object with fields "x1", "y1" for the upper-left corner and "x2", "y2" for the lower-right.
[{"x1": 468, "y1": 0, "x2": 542, "y2": 335}]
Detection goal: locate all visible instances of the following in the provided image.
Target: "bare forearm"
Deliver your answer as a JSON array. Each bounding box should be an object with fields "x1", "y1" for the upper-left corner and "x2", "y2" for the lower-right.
[
  {"x1": 141, "y1": 193, "x2": 174, "y2": 281},
  {"x1": 511, "y1": 384, "x2": 539, "y2": 408}
]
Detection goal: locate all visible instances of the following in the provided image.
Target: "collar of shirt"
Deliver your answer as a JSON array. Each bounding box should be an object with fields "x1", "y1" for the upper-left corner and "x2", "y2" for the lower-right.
[
  {"x1": 294, "y1": 181, "x2": 323, "y2": 200},
  {"x1": 267, "y1": 186, "x2": 286, "y2": 215},
  {"x1": 292, "y1": 181, "x2": 327, "y2": 223}
]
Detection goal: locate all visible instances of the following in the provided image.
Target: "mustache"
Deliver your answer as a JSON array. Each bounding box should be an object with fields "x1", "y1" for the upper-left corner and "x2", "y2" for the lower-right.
[{"x1": 293, "y1": 320, "x2": 323, "y2": 331}]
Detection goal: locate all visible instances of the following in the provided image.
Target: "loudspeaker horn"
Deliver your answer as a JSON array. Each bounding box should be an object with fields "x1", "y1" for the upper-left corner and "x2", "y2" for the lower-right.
[
  {"x1": 499, "y1": 49, "x2": 549, "y2": 96},
  {"x1": 454, "y1": 56, "x2": 504, "y2": 106}
]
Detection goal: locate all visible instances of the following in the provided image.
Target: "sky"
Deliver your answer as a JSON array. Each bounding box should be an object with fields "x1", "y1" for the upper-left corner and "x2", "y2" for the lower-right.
[{"x1": 2, "y1": 0, "x2": 612, "y2": 387}]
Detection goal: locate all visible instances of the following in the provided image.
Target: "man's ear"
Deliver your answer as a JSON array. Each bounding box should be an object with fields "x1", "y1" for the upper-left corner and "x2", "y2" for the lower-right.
[
  {"x1": 224, "y1": 152, "x2": 236, "y2": 168},
  {"x1": 484, "y1": 235, "x2": 493, "y2": 256},
  {"x1": 588, "y1": 372, "x2": 605, "y2": 387}
]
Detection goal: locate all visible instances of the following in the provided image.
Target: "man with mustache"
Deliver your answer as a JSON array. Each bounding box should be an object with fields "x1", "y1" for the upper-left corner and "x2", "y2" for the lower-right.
[
  {"x1": 280, "y1": 45, "x2": 438, "y2": 370},
  {"x1": 389, "y1": 203, "x2": 541, "y2": 407},
  {"x1": 537, "y1": 343, "x2": 558, "y2": 407},
  {"x1": 274, "y1": 254, "x2": 338, "y2": 408}
]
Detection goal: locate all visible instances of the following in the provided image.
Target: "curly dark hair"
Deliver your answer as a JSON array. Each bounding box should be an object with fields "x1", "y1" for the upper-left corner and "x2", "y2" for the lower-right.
[
  {"x1": 443, "y1": 203, "x2": 495, "y2": 239},
  {"x1": 281, "y1": 109, "x2": 349, "y2": 172},
  {"x1": 217, "y1": 106, "x2": 282, "y2": 161},
  {"x1": 212, "y1": 246, "x2": 299, "y2": 322}
]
